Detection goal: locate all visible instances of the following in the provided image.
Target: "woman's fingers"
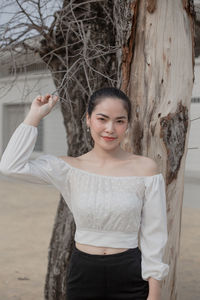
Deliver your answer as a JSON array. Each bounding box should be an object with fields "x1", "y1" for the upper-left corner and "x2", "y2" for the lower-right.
[
  {"x1": 53, "y1": 95, "x2": 59, "y2": 102},
  {"x1": 34, "y1": 94, "x2": 59, "y2": 107},
  {"x1": 35, "y1": 95, "x2": 42, "y2": 101},
  {"x1": 44, "y1": 94, "x2": 51, "y2": 101},
  {"x1": 49, "y1": 95, "x2": 59, "y2": 107}
]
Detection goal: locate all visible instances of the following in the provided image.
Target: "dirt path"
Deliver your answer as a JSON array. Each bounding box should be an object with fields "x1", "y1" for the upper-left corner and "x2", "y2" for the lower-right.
[
  {"x1": 0, "y1": 175, "x2": 199, "y2": 300},
  {"x1": 0, "y1": 177, "x2": 59, "y2": 300}
]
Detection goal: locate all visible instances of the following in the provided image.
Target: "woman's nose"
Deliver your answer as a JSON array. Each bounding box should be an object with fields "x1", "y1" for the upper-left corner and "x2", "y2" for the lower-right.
[{"x1": 105, "y1": 122, "x2": 114, "y2": 132}]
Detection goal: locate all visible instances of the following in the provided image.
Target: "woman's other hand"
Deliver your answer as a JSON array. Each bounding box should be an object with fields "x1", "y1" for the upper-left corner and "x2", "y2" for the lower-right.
[{"x1": 147, "y1": 277, "x2": 161, "y2": 300}]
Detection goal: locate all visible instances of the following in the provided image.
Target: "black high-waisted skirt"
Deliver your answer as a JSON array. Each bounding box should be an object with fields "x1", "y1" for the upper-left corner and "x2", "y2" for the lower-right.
[{"x1": 66, "y1": 245, "x2": 149, "y2": 300}]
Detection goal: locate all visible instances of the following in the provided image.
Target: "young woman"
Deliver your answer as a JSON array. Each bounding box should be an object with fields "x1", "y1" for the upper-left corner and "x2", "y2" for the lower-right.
[{"x1": 0, "y1": 87, "x2": 169, "y2": 300}]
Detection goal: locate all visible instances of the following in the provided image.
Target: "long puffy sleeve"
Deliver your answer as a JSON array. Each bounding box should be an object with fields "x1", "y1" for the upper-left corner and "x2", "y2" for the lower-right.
[
  {"x1": 139, "y1": 173, "x2": 169, "y2": 281},
  {"x1": 0, "y1": 122, "x2": 70, "y2": 191}
]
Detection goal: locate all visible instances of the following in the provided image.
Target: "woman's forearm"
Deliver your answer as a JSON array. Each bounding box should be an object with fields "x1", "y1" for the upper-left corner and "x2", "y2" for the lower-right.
[
  {"x1": 23, "y1": 111, "x2": 41, "y2": 127},
  {"x1": 147, "y1": 277, "x2": 161, "y2": 300}
]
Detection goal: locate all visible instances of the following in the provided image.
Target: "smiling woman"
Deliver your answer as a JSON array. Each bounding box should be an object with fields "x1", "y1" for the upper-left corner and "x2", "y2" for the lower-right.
[
  {"x1": 0, "y1": 87, "x2": 169, "y2": 300},
  {"x1": 85, "y1": 87, "x2": 130, "y2": 151}
]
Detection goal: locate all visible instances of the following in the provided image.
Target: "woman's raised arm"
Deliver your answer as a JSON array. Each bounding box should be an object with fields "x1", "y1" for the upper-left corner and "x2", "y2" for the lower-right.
[{"x1": 0, "y1": 94, "x2": 62, "y2": 185}]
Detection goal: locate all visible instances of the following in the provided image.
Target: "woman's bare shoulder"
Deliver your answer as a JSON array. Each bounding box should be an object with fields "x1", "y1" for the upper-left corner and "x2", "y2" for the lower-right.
[
  {"x1": 130, "y1": 154, "x2": 159, "y2": 176},
  {"x1": 58, "y1": 153, "x2": 159, "y2": 176}
]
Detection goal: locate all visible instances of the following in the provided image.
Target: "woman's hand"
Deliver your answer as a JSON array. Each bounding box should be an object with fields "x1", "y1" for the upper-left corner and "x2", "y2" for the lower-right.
[
  {"x1": 147, "y1": 293, "x2": 161, "y2": 300},
  {"x1": 30, "y1": 94, "x2": 59, "y2": 119},
  {"x1": 23, "y1": 94, "x2": 59, "y2": 127},
  {"x1": 147, "y1": 277, "x2": 161, "y2": 300}
]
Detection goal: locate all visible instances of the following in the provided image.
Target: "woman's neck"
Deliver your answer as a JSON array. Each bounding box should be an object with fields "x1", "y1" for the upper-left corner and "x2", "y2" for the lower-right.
[{"x1": 89, "y1": 145, "x2": 129, "y2": 163}]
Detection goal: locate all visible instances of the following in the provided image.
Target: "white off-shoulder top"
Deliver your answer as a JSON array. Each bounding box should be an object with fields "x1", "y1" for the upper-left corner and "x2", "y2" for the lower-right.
[{"x1": 0, "y1": 122, "x2": 169, "y2": 281}]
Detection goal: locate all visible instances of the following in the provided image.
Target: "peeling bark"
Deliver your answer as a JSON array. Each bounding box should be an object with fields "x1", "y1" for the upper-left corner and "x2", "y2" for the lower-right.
[
  {"x1": 160, "y1": 102, "x2": 189, "y2": 185},
  {"x1": 117, "y1": 1, "x2": 194, "y2": 299},
  {"x1": 121, "y1": 1, "x2": 139, "y2": 93},
  {"x1": 147, "y1": 0, "x2": 157, "y2": 13}
]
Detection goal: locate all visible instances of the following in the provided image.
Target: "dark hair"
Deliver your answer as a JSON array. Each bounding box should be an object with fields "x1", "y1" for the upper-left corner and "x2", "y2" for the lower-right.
[{"x1": 87, "y1": 87, "x2": 132, "y2": 123}]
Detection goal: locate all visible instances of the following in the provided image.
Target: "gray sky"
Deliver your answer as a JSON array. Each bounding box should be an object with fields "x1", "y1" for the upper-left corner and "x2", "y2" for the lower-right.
[
  {"x1": 0, "y1": 1, "x2": 62, "y2": 43},
  {"x1": 0, "y1": 0, "x2": 61, "y2": 26}
]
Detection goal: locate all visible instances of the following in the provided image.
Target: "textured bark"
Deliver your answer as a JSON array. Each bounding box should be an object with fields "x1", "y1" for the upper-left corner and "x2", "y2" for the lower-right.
[
  {"x1": 44, "y1": 1, "x2": 119, "y2": 299},
  {"x1": 45, "y1": 198, "x2": 76, "y2": 300},
  {"x1": 118, "y1": 1, "x2": 194, "y2": 299}
]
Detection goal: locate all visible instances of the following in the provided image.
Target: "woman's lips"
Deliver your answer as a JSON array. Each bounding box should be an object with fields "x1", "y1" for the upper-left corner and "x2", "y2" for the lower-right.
[{"x1": 102, "y1": 136, "x2": 117, "y2": 141}]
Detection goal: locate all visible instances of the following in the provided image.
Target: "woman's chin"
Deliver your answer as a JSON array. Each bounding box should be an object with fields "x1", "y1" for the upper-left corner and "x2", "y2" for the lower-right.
[{"x1": 94, "y1": 139, "x2": 121, "y2": 149}]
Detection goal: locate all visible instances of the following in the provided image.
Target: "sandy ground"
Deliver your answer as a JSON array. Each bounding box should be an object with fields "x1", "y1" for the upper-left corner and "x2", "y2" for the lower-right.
[{"x1": 0, "y1": 174, "x2": 199, "y2": 300}]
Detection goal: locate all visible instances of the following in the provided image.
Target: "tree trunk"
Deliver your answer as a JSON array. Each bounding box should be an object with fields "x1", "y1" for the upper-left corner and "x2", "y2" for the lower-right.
[
  {"x1": 44, "y1": 1, "x2": 118, "y2": 299},
  {"x1": 119, "y1": 1, "x2": 195, "y2": 299},
  {"x1": 44, "y1": 1, "x2": 195, "y2": 300}
]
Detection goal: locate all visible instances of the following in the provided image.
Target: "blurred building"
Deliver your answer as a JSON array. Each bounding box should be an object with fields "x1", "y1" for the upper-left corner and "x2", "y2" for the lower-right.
[{"x1": 0, "y1": 51, "x2": 67, "y2": 161}]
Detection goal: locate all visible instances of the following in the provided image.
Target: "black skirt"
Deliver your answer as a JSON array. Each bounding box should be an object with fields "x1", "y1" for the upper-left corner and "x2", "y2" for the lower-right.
[{"x1": 66, "y1": 244, "x2": 149, "y2": 300}]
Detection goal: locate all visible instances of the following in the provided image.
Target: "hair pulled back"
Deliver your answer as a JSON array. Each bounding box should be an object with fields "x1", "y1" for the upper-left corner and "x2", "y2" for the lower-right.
[{"x1": 87, "y1": 87, "x2": 132, "y2": 123}]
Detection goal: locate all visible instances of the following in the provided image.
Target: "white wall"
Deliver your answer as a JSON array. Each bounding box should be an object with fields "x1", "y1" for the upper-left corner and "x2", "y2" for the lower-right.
[{"x1": 0, "y1": 71, "x2": 68, "y2": 158}]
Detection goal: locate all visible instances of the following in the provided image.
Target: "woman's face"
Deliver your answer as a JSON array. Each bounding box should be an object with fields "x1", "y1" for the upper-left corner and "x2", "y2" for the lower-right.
[{"x1": 86, "y1": 97, "x2": 129, "y2": 149}]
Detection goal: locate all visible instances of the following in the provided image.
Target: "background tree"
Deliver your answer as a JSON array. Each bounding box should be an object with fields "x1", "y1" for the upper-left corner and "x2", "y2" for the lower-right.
[{"x1": 0, "y1": 0, "x2": 196, "y2": 299}]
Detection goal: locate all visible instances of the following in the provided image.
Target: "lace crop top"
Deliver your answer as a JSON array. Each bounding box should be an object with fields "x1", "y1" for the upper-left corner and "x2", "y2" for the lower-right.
[{"x1": 0, "y1": 122, "x2": 169, "y2": 281}]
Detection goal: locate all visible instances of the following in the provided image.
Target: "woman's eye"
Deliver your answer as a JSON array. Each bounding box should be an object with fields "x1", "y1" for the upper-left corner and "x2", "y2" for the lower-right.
[{"x1": 97, "y1": 118, "x2": 124, "y2": 123}]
